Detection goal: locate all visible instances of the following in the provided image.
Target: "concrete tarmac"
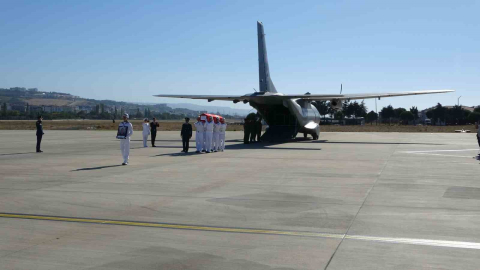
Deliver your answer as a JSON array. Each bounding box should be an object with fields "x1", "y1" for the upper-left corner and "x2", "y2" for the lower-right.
[{"x1": 0, "y1": 130, "x2": 479, "y2": 269}]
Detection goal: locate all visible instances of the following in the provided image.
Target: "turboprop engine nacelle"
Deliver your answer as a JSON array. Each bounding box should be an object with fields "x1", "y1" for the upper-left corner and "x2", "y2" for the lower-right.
[{"x1": 330, "y1": 99, "x2": 343, "y2": 110}]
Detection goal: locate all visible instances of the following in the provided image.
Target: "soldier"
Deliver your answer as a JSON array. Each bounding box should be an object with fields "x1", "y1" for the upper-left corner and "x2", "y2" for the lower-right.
[
  {"x1": 243, "y1": 118, "x2": 251, "y2": 144},
  {"x1": 194, "y1": 116, "x2": 204, "y2": 153},
  {"x1": 213, "y1": 117, "x2": 221, "y2": 152},
  {"x1": 35, "y1": 115, "x2": 44, "y2": 153},
  {"x1": 142, "y1": 118, "x2": 150, "y2": 147},
  {"x1": 204, "y1": 116, "x2": 214, "y2": 152},
  {"x1": 255, "y1": 117, "x2": 262, "y2": 142},
  {"x1": 250, "y1": 118, "x2": 256, "y2": 143},
  {"x1": 118, "y1": 113, "x2": 134, "y2": 165},
  {"x1": 219, "y1": 117, "x2": 227, "y2": 151},
  {"x1": 181, "y1": 117, "x2": 193, "y2": 153},
  {"x1": 150, "y1": 117, "x2": 159, "y2": 147}
]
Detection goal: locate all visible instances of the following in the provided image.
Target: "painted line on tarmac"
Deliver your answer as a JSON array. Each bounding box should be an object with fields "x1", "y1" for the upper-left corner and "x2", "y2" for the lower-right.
[
  {"x1": 401, "y1": 149, "x2": 478, "y2": 153},
  {"x1": 0, "y1": 213, "x2": 343, "y2": 239},
  {"x1": 1, "y1": 213, "x2": 480, "y2": 250}
]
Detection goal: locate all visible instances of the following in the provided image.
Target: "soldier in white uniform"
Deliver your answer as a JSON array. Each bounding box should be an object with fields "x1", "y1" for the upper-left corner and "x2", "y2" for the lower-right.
[
  {"x1": 118, "y1": 113, "x2": 134, "y2": 165},
  {"x1": 212, "y1": 117, "x2": 221, "y2": 152},
  {"x1": 194, "y1": 117, "x2": 205, "y2": 153},
  {"x1": 204, "y1": 116, "x2": 214, "y2": 153},
  {"x1": 142, "y1": 118, "x2": 150, "y2": 147},
  {"x1": 219, "y1": 117, "x2": 227, "y2": 151}
]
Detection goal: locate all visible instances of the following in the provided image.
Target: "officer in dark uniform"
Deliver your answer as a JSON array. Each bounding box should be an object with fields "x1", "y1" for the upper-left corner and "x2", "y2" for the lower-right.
[
  {"x1": 150, "y1": 117, "x2": 159, "y2": 147},
  {"x1": 243, "y1": 118, "x2": 251, "y2": 144},
  {"x1": 181, "y1": 117, "x2": 193, "y2": 153},
  {"x1": 35, "y1": 115, "x2": 44, "y2": 153}
]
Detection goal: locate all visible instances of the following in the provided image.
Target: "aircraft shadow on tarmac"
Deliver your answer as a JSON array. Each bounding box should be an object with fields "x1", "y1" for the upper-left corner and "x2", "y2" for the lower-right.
[
  {"x1": 0, "y1": 152, "x2": 37, "y2": 156},
  {"x1": 152, "y1": 139, "x2": 321, "y2": 157},
  {"x1": 72, "y1": 165, "x2": 123, "y2": 171}
]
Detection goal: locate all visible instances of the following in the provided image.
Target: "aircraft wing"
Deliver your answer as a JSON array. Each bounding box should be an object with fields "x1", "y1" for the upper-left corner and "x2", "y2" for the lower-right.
[
  {"x1": 153, "y1": 94, "x2": 251, "y2": 101},
  {"x1": 282, "y1": 89, "x2": 455, "y2": 100},
  {"x1": 154, "y1": 89, "x2": 454, "y2": 102}
]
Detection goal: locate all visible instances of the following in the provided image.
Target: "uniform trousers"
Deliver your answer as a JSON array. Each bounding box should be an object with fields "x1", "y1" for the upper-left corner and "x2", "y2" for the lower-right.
[
  {"x1": 120, "y1": 138, "x2": 130, "y2": 163},
  {"x1": 219, "y1": 133, "x2": 225, "y2": 151},
  {"x1": 143, "y1": 135, "x2": 148, "y2": 147},
  {"x1": 203, "y1": 132, "x2": 207, "y2": 151},
  {"x1": 205, "y1": 132, "x2": 213, "y2": 152},
  {"x1": 182, "y1": 137, "x2": 190, "y2": 152},
  {"x1": 36, "y1": 135, "x2": 42, "y2": 152},
  {"x1": 196, "y1": 131, "x2": 204, "y2": 152},
  {"x1": 213, "y1": 132, "x2": 220, "y2": 151},
  {"x1": 151, "y1": 131, "x2": 157, "y2": 146}
]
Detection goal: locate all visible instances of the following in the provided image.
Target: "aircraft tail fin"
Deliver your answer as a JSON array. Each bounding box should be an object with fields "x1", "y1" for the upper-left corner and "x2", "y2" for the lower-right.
[{"x1": 257, "y1": 21, "x2": 277, "y2": 93}]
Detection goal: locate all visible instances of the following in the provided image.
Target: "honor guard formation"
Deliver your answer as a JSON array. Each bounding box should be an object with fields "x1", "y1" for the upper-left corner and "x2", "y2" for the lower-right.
[{"x1": 193, "y1": 113, "x2": 227, "y2": 153}]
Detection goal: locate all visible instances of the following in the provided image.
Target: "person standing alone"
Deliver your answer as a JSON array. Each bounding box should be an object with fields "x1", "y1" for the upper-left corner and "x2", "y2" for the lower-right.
[
  {"x1": 142, "y1": 118, "x2": 150, "y2": 147},
  {"x1": 181, "y1": 117, "x2": 192, "y2": 153},
  {"x1": 117, "y1": 113, "x2": 133, "y2": 165},
  {"x1": 150, "y1": 117, "x2": 159, "y2": 147},
  {"x1": 35, "y1": 115, "x2": 44, "y2": 153}
]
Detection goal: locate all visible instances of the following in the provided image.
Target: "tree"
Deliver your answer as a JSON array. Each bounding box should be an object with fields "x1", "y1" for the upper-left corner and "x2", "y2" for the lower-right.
[
  {"x1": 95, "y1": 104, "x2": 100, "y2": 115},
  {"x1": 1, "y1": 103, "x2": 6, "y2": 116},
  {"x1": 366, "y1": 110, "x2": 378, "y2": 124},
  {"x1": 343, "y1": 101, "x2": 355, "y2": 118},
  {"x1": 393, "y1": 107, "x2": 407, "y2": 119},
  {"x1": 468, "y1": 112, "x2": 480, "y2": 123},
  {"x1": 474, "y1": 106, "x2": 480, "y2": 113},
  {"x1": 400, "y1": 111, "x2": 414, "y2": 125},
  {"x1": 431, "y1": 103, "x2": 447, "y2": 125},
  {"x1": 114, "y1": 106, "x2": 118, "y2": 119},
  {"x1": 380, "y1": 105, "x2": 395, "y2": 124},
  {"x1": 135, "y1": 108, "x2": 143, "y2": 118},
  {"x1": 334, "y1": 111, "x2": 344, "y2": 120},
  {"x1": 100, "y1": 103, "x2": 105, "y2": 114},
  {"x1": 358, "y1": 101, "x2": 368, "y2": 118},
  {"x1": 447, "y1": 105, "x2": 470, "y2": 125},
  {"x1": 409, "y1": 106, "x2": 419, "y2": 124},
  {"x1": 120, "y1": 107, "x2": 124, "y2": 118}
]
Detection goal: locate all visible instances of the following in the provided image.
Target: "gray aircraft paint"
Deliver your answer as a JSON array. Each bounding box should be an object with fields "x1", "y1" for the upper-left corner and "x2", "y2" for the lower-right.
[{"x1": 257, "y1": 21, "x2": 277, "y2": 94}]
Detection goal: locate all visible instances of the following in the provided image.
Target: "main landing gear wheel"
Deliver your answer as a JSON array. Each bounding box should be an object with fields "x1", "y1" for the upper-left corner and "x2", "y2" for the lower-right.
[
  {"x1": 312, "y1": 134, "x2": 319, "y2": 140},
  {"x1": 304, "y1": 133, "x2": 308, "y2": 139}
]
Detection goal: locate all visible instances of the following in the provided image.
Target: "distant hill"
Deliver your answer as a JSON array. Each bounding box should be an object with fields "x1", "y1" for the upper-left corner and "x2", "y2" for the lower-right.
[{"x1": 0, "y1": 87, "x2": 249, "y2": 117}]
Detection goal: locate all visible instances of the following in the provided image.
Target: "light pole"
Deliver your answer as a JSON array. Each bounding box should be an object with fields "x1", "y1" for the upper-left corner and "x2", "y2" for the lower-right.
[{"x1": 458, "y1": 96, "x2": 462, "y2": 106}]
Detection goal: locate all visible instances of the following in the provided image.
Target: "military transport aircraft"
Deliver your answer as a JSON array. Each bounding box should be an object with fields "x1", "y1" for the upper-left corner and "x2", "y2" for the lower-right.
[{"x1": 155, "y1": 21, "x2": 454, "y2": 141}]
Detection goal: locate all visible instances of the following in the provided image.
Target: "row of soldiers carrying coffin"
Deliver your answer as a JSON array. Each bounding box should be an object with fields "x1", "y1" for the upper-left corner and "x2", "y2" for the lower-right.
[{"x1": 192, "y1": 115, "x2": 227, "y2": 153}]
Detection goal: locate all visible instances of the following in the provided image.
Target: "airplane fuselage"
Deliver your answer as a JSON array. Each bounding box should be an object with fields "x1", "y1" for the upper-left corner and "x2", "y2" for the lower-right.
[{"x1": 244, "y1": 92, "x2": 321, "y2": 140}]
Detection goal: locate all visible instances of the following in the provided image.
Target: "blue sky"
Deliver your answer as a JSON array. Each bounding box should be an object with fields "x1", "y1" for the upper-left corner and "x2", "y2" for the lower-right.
[{"x1": 1, "y1": 0, "x2": 478, "y2": 112}]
